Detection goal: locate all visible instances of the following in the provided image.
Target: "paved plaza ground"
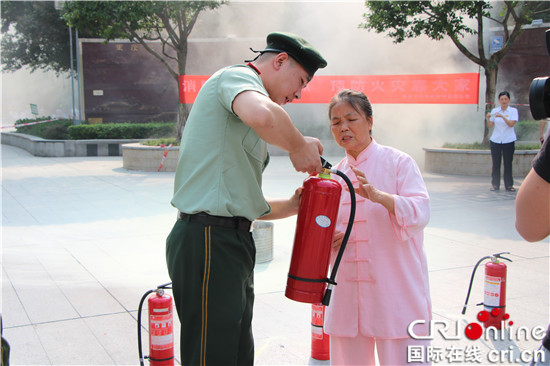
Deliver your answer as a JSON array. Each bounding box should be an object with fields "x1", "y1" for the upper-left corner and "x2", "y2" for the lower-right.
[{"x1": 1, "y1": 143, "x2": 548, "y2": 365}]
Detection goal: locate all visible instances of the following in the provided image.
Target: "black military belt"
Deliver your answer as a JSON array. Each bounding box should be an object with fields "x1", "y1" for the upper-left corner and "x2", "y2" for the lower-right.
[{"x1": 179, "y1": 212, "x2": 252, "y2": 232}]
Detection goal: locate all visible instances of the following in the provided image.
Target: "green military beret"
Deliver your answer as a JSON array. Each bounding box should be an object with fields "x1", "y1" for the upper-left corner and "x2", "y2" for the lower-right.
[{"x1": 263, "y1": 32, "x2": 327, "y2": 77}]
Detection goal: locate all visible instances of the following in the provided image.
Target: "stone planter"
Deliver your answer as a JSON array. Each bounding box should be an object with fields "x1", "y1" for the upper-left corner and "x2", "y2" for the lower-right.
[
  {"x1": 424, "y1": 147, "x2": 538, "y2": 177},
  {"x1": 120, "y1": 142, "x2": 339, "y2": 172},
  {"x1": 1, "y1": 132, "x2": 139, "y2": 157},
  {"x1": 122, "y1": 143, "x2": 180, "y2": 172}
]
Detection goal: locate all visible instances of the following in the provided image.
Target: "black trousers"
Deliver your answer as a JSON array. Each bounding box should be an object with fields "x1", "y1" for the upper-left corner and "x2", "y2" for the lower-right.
[
  {"x1": 490, "y1": 141, "x2": 515, "y2": 189},
  {"x1": 166, "y1": 217, "x2": 255, "y2": 366}
]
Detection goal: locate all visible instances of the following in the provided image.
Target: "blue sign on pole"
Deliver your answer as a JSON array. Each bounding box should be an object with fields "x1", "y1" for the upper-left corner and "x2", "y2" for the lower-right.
[{"x1": 490, "y1": 36, "x2": 503, "y2": 54}]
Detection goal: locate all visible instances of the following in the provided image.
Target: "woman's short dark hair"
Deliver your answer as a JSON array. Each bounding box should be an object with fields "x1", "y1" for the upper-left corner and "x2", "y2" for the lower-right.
[
  {"x1": 498, "y1": 91, "x2": 511, "y2": 99},
  {"x1": 328, "y1": 89, "x2": 373, "y2": 120}
]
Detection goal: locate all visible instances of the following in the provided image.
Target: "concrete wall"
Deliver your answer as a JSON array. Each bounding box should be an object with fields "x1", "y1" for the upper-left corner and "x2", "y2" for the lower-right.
[
  {"x1": 1, "y1": 132, "x2": 139, "y2": 157},
  {"x1": 424, "y1": 147, "x2": 538, "y2": 177},
  {"x1": 7, "y1": 131, "x2": 537, "y2": 177}
]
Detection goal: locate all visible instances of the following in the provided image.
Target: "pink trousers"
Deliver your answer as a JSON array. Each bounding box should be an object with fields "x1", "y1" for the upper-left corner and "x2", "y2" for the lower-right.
[{"x1": 330, "y1": 334, "x2": 432, "y2": 365}]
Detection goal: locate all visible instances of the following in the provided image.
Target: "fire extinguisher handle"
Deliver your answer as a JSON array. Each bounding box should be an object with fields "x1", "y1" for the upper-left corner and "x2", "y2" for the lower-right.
[
  {"x1": 320, "y1": 156, "x2": 332, "y2": 169},
  {"x1": 493, "y1": 252, "x2": 513, "y2": 262}
]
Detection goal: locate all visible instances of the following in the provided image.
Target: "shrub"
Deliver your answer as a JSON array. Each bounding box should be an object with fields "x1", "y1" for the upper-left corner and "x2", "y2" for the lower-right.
[
  {"x1": 42, "y1": 124, "x2": 69, "y2": 140},
  {"x1": 141, "y1": 138, "x2": 180, "y2": 146},
  {"x1": 443, "y1": 142, "x2": 489, "y2": 149},
  {"x1": 443, "y1": 120, "x2": 541, "y2": 150},
  {"x1": 13, "y1": 117, "x2": 176, "y2": 140},
  {"x1": 516, "y1": 143, "x2": 541, "y2": 150},
  {"x1": 443, "y1": 142, "x2": 540, "y2": 150},
  {"x1": 515, "y1": 120, "x2": 539, "y2": 141},
  {"x1": 67, "y1": 122, "x2": 176, "y2": 140},
  {"x1": 15, "y1": 117, "x2": 73, "y2": 139}
]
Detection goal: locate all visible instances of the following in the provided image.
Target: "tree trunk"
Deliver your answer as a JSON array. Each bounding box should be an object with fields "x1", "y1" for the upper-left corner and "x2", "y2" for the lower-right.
[
  {"x1": 482, "y1": 65, "x2": 498, "y2": 145},
  {"x1": 176, "y1": 103, "x2": 189, "y2": 142}
]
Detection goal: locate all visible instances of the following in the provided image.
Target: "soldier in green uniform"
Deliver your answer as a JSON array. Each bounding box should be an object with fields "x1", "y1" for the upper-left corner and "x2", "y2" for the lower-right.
[{"x1": 166, "y1": 32, "x2": 327, "y2": 365}]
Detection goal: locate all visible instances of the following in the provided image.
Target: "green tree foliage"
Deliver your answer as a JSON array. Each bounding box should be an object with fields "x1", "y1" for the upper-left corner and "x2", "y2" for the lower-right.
[
  {"x1": 361, "y1": 1, "x2": 550, "y2": 143},
  {"x1": 62, "y1": 0, "x2": 227, "y2": 139},
  {"x1": 1, "y1": 1, "x2": 95, "y2": 74}
]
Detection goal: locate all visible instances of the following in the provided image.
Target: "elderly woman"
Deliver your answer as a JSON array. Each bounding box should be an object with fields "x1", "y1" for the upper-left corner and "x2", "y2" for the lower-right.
[{"x1": 324, "y1": 89, "x2": 432, "y2": 365}]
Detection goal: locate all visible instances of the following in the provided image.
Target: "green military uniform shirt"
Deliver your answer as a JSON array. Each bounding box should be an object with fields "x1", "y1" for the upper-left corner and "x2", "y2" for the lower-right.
[{"x1": 171, "y1": 65, "x2": 271, "y2": 221}]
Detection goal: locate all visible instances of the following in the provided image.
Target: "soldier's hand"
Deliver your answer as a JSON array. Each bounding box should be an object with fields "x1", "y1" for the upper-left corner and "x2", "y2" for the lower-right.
[{"x1": 289, "y1": 137, "x2": 323, "y2": 174}]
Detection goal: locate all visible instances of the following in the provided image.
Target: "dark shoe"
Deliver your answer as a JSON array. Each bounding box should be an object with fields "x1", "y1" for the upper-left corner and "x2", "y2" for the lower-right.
[
  {"x1": 490, "y1": 186, "x2": 500, "y2": 191},
  {"x1": 506, "y1": 187, "x2": 516, "y2": 192}
]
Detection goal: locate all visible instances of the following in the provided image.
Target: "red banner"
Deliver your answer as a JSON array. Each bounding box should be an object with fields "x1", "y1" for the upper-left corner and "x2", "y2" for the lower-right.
[{"x1": 179, "y1": 73, "x2": 479, "y2": 105}]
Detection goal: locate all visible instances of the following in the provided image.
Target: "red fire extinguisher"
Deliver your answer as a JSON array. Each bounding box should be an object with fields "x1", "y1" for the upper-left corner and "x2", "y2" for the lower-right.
[
  {"x1": 311, "y1": 304, "x2": 330, "y2": 360},
  {"x1": 286, "y1": 157, "x2": 356, "y2": 306},
  {"x1": 138, "y1": 283, "x2": 174, "y2": 366},
  {"x1": 461, "y1": 252, "x2": 512, "y2": 329}
]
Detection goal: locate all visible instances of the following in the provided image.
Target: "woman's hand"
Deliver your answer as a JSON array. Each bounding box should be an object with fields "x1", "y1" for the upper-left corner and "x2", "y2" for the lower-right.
[
  {"x1": 350, "y1": 165, "x2": 385, "y2": 203},
  {"x1": 349, "y1": 165, "x2": 395, "y2": 215},
  {"x1": 486, "y1": 113, "x2": 494, "y2": 128},
  {"x1": 493, "y1": 112, "x2": 516, "y2": 127}
]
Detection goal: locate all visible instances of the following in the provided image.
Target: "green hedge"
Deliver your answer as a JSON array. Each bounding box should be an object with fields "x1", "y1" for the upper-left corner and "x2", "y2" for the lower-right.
[
  {"x1": 15, "y1": 117, "x2": 73, "y2": 139},
  {"x1": 443, "y1": 142, "x2": 540, "y2": 150},
  {"x1": 515, "y1": 120, "x2": 539, "y2": 141},
  {"x1": 14, "y1": 117, "x2": 176, "y2": 140},
  {"x1": 141, "y1": 137, "x2": 180, "y2": 146},
  {"x1": 444, "y1": 120, "x2": 541, "y2": 150},
  {"x1": 67, "y1": 122, "x2": 176, "y2": 140}
]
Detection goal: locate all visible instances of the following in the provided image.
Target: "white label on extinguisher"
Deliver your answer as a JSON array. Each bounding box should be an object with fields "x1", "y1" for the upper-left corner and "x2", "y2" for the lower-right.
[
  {"x1": 315, "y1": 215, "x2": 331, "y2": 228},
  {"x1": 153, "y1": 308, "x2": 169, "y2": 313},
  {"x1": 311, "y1": 304, "x2": 326, "y2": 340},
  {"x1": 484, "y1": 275, "x2": 501, "y2": 308},
  {"x1": 312, "y1": 325, "x2": 324, "y2": 340},
  {"x1": 312, "y1": 305, "x2": 324, "y2": 326},
  {"x1": 150, "y1": 314, "x2": 174, "y2": 350}
]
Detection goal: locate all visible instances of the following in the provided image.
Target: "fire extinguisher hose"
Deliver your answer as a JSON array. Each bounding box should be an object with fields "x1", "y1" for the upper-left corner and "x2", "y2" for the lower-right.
[
  {"x1": 137, "y1": 282, "x2": 172, "y2": 366},
  {"x1": 322, "y1": 166, "x2": 356, "y2": 306},
  {"x1": 460, "y1": 255, "x2": 492, "y2": 315}
]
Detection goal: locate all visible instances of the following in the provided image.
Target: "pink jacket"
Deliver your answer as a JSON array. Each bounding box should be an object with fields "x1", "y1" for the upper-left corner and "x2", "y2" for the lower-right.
[{"x1": 324, "y1": 140, "x2": 432, "y2": 338}]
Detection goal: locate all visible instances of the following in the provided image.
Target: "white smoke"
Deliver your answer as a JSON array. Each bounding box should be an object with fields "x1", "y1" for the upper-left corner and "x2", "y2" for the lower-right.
[
  {"x1": 2, "y1": 1, "x2": 487, "y2": 166},
  {"x1": 191, "y1": 1, "x2": 486, "y2": 166},
  {"x1": 1, "y1": 67, "x2": 75, "y2": 125}
]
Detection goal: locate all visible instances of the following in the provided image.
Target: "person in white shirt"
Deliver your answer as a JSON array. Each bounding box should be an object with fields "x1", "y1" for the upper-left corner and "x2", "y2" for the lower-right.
[{"x1": 486, "y1": 91, "x2": 519, "y2": 191}]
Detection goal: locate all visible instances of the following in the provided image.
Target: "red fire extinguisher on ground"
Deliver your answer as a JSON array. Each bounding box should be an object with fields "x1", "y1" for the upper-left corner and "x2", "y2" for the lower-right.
[
  {"x1": 285, "y1": 157, "x2": 356, "y2": 306},
  {"x1": 138, "y1": 283, "x2": 174, "y2": 366},
  {"x1": 311, "y1": 304, "x2": 330, "y2": 360},
  {"x1": 461, "y1": 252, "x2": 512, "y2": 329}
]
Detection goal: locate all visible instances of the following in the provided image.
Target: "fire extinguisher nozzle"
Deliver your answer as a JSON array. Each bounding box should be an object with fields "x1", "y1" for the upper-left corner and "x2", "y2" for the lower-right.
[
  {"x1": 461, "y1": 306, "x2": 467, "y2": 315},
  {"x1": 320, "y1": 156, "x2": 332, "y2": 169},
  {"x1": 321, "y1": 289, "x2": 332, "y2": 306}
]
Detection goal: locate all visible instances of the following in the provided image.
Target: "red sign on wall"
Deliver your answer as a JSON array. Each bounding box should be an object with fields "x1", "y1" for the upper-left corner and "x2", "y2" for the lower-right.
[{"x1": 179, "y1": 73, "x2": 479, "y2": 105}]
